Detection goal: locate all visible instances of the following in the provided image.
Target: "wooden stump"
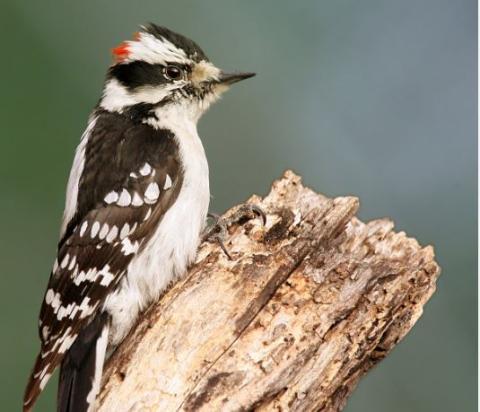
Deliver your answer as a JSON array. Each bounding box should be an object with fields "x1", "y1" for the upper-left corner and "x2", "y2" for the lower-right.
[{"x1": 98, "y1": 170, "x2": 440, "y2": 412}]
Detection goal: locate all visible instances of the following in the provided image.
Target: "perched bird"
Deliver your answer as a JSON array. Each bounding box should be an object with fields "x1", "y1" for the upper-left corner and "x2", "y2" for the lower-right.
[{"x1": 24, "y1": 23, "x2": 256, "y2": 412}]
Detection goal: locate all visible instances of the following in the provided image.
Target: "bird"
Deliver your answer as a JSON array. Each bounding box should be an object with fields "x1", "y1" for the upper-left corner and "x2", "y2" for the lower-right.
[{"x1": 23, "y1": 23, "x2": 257, "y2": 412}]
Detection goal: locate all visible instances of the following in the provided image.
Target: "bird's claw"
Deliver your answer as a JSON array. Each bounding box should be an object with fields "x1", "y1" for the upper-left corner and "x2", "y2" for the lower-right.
[
  {"x1": 246, "y1": 204, "x2": 267, "y2": 226},
  {"x1": 203, "y1": 204, "x2": 266, "y2": 260}
]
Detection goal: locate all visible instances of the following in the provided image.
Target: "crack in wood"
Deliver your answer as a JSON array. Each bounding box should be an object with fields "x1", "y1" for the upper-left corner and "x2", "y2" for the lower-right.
[{"x1": 97, "y1": 171, "x2": 440, "y2": 412}]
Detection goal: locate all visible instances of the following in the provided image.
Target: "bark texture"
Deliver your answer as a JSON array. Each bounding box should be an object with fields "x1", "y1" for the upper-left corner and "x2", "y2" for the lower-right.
[{"x1": 98, "y1": 171, "x2": 440, "y2": 412}]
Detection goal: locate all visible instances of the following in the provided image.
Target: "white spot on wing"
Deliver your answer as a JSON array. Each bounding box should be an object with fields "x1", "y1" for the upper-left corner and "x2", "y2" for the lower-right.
[
  {"x1": 39, "y1": 372, "x2": 52, "y2": 390},
  {"x1": 99, "y1": 265, "x2": 115, "y2": 286},
  {"x1": 58, "y1": 330, "x2": 78, "y2": 353},
  {"x1": 121, "y1": 238, "x2": 139, "y2": 255},
  {"x1": 131, "y1": 191, "x2": 143, "y2": 207},
  {"x1": 120, "y1": 223, "x2": 130, "y2": 240},
  {"x1": 78, "y1": 297, "x2": 96, "y2": 319},
  {"x1": 139, "y1": 163, "x2": 152, "y2": 176},
  {"x1": 50, "y1": 292, "x2": 62, "y2": 311},
  {"x1": 99, "y1": 223, "x2": 109, "y2": 240},
  {"x1": 68, "y1": 255, "x2": 76, "y2": 271},
  {"x1": 104, "y1": 191, "x2": 119, "y2": 204},
  {"x1": 73, "y1": 268, "x2": 98, "y2": 286},
  {"x1": 57, "y1": 302, "x2": 75, "y2": 320},
  {"x1": 80, "y1": 221, "x2": 88, "y2": 237},
  {"x1": 41, "y1": 326, "x2": 50, "y2": 340},
  {"x1": 45, "y1": 289, "x2": 62, "y2": 311},
  {"x1": 73, "y1": 271, "x2": 84, "y2": 286},
  {"x1": 91, "y1": 221, "x2": 100, "y2": 238},
  {"x1": 45, "y1": 289, "x2": 54, "y2": 305},
  {"x1": 61, "y1": 254, "x2": 70, "y2": 269},
  {"x1": 69, "y1": 306, "x2": 79, "y2": 319},
  {"x1": 106, "y1": 225, "x2": 118, "y2": 243},
  {"x1": 164, "y1": 174, "x2": 172, "y2": 190},
  {"x1": 52, "y1": 259, "x2": 59, "y2": 273},
  {"x1": 144, "y1": 182, "x2": 160, "y2": 203},
  {"x1": 117, "y1": 189, "x2": 131, "y2": 207}
]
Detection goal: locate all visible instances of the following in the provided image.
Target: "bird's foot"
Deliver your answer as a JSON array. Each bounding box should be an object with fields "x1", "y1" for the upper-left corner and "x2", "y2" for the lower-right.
[{"x1": 203, "y1": 204, "x2": 266, "y2": 260}]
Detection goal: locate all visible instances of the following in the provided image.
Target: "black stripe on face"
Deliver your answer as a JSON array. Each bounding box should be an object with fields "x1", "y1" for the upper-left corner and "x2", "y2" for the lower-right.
[{"x1": 109, "y1": 61, "x2": 167, "y2": 90}]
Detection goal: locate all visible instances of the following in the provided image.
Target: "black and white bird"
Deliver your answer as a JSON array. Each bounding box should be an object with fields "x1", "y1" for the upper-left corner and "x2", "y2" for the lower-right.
[{"x1": 24, "y1": 23, "x2": 255, "y2": 412}]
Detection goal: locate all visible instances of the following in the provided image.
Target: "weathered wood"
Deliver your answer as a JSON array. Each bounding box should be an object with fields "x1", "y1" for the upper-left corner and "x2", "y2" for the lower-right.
[{"x1": 97, "y1": 170, "x2": 440, "y2": 412}]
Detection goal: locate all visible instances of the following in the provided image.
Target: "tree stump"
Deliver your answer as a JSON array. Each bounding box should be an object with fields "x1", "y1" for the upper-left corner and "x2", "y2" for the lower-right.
[{"x1": 97, "y1": 170, "x2": 440, "y2": 412}]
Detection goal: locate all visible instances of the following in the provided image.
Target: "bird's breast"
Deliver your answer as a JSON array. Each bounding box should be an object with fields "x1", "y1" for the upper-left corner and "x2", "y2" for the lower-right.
[{"x1": 105, "y1": 125, "x2": 210, "y2": 347}]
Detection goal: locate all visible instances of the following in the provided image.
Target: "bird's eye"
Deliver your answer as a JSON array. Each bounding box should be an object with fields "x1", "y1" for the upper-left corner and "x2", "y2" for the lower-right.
[{"x1": 164, "y1": 65, "x2": 183, "y2": 81}]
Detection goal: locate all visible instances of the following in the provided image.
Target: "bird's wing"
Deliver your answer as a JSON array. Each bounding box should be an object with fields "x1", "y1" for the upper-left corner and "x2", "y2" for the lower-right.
[{"x1": 24, "y1": 111, "x2": 183, "y2": 410}]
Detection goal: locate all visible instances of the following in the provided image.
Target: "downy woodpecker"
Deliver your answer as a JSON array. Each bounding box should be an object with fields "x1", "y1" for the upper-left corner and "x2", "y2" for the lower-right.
[{"x1": 24, "y1": 23, "x2": 255, "y2": 412}]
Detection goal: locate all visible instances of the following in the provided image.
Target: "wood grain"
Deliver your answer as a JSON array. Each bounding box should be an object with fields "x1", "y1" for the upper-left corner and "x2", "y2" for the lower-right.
[{"x1": 97, "y1": 170, "x2": 440, "y2": 412}]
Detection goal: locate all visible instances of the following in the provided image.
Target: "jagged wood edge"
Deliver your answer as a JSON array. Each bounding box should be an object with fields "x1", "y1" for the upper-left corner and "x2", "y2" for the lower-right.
[{"x1": 97, "y1": 170, "x2": 440, "y2": 412}]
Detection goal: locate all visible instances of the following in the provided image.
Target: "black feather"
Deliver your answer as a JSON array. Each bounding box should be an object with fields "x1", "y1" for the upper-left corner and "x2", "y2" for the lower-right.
[
  {"x1": 58, "y1": 313, "x2": 109, "y2": 412},
  {"x1": 24, "y1": 109, "x2": 184, "y2": 411},
  {"x1": 109, "y1": 61, "x2": 168, "y2": 90}
]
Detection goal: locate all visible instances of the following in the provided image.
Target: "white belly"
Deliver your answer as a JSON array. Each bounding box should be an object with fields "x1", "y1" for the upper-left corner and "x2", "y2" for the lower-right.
[{"x1": 104, "y1": 120, "x2": 210, "y2": 346}]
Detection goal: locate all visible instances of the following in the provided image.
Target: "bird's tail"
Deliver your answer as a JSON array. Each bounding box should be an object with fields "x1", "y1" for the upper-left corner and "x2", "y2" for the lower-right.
[{"x1": 57, "y1": 313, "x2": 109, "y2": 412}]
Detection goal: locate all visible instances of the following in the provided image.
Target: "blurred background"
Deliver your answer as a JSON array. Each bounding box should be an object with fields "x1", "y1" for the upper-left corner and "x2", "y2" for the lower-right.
[{"x1": 0, "y1": 0, "x2": 476, "y2": 411}]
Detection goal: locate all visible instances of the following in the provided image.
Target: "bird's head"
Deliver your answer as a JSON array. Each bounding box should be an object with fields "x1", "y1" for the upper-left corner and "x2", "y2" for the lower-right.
[{"x1": 100, "y1": 24, "x2": 255, "y2": 124}]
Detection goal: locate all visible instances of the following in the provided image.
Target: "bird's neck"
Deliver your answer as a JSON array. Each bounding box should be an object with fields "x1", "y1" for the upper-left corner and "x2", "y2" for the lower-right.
[{"x1": 147, "y1": 103, "x2": 201, "y2": 139}]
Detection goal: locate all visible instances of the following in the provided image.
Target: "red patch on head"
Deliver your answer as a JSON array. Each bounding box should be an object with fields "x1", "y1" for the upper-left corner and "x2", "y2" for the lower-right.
[{"x1": 112, "y1": 42, "x2": 130, "y2": 62}]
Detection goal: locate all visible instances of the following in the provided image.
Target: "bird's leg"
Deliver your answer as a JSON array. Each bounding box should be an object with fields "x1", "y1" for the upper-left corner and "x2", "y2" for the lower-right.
[
  {"x1": 203, "y1": 212, "x2": 232, "y2": 259},
  {"x1": 203, "y1": 204, "x2": 267, "y2": 260}
]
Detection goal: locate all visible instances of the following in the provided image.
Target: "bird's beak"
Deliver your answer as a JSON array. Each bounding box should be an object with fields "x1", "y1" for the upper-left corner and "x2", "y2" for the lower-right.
[{"x1": 216, "y1": 71, "x2": 256, "y2": 85}]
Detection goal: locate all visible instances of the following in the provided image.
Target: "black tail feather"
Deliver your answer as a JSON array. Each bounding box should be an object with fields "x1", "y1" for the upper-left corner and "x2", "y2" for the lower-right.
[{"x1": 57, "y1": 313, "x2": 109, "y2": 412}]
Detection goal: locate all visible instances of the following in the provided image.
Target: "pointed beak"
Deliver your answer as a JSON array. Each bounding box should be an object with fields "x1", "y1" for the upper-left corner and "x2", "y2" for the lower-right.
[{"x1": 216, "y1": 71, "x2": 256, "y2": 85}]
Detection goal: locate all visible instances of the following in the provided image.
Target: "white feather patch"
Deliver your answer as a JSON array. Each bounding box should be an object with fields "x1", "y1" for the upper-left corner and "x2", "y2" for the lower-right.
[
  {"x1": 117, "y1": 189, "x2": 131, "y2": 207},
  {"x1": 99, "y1": 223, "x2": 109, "y2": 240},
  {"x1": 60, "y1": 116, "x2": 98, "y2": 237},
  {"x1": 131, "y1": 191, "x2": 143, "y2": 207},
  {"x1": 121, "y1": 238, "x2": 139, "y2": 255},
  {"x1": 91, "y1": 222, "x2": 100, "y2": 238},
  {"x1": 125, "y1": 31, "x2": 190, "y2": 66},
  {"x1": 144, "y1": 182, "x2": 160, "y2": 203},
  {"x1": 120, "y1": 223, "x2": 130, "y2": 240},
  {"x1": 60, "y1": 254, "x2": 70, "y2": 269},
  {"x1": 163, "y1": 174, "x2": 172, "y2": 190},
  {"x1": 106, "y1": 226, "x2": 118, "y2": 243},
  {"x1": 68, "y1": 255, "x2": 76, "y2": 271},
  {"x1": 139, "y1": 163, "x2": 152, "y2": 176},
  {"x1": 144, "y1": 208, "x2": 152, "y2": 221},
  {"x1": 80, "y1": 221, "x2": 88, "y2": 237},
  {"x1": 86, "y1": 324, "x2": 109, "y2": 412},
  {"x1": 104, "y1": 191, "x2": 119, "y2": 204}
]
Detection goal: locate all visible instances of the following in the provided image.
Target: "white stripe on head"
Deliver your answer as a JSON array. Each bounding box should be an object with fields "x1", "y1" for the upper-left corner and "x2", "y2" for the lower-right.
[
  {"x1": 100, "y1": 78, "x2": 181, "y2": 112},
  {"x1": 100, "y1": 79, "x2": 136, "y2": 111},
  {"x1": 122, "y1": 32, "x2": 191, "y2": 66}
]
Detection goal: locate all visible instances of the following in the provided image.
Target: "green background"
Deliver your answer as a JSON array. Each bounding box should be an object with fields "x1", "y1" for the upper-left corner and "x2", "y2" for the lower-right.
[{"x1": 1, "y1": 1, "x2": 476, "y2": 411}]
